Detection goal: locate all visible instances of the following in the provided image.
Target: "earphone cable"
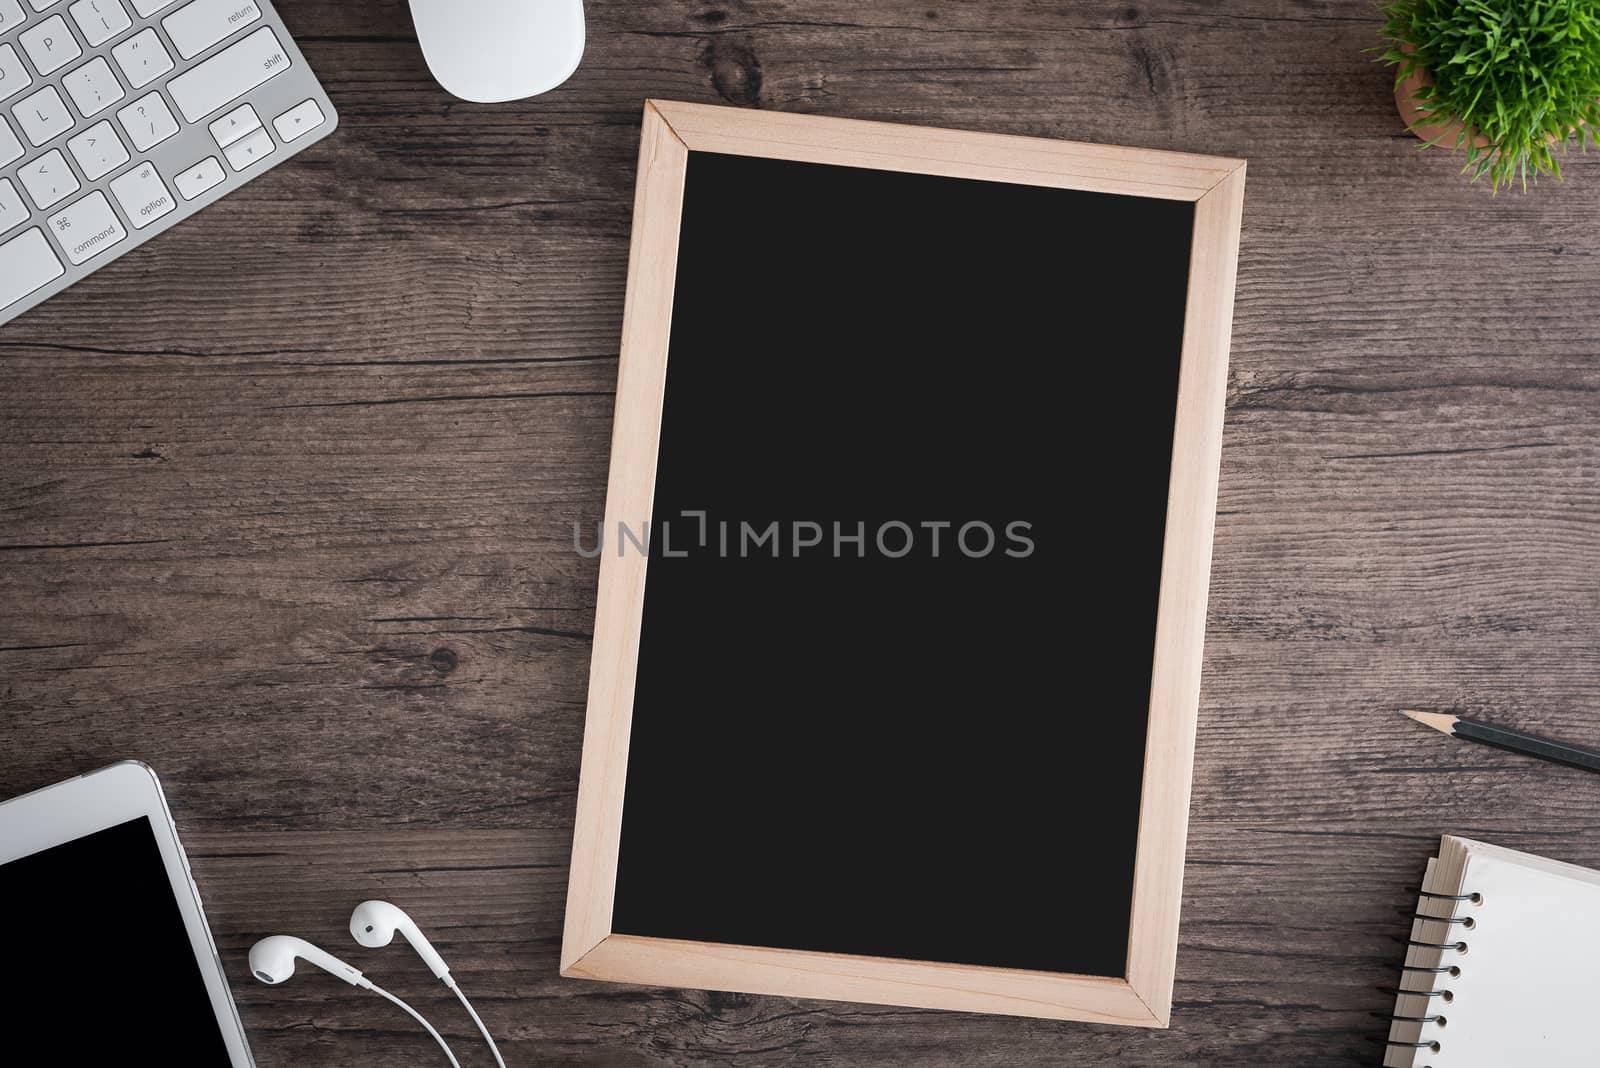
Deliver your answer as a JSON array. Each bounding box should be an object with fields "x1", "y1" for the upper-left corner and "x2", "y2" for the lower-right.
[
  {"x1": 449, "y1": 979, "x2": 508, "y2": 1068},
  {"x1": 369, "y1": 981, "x2": 463, "y2": 1068}
]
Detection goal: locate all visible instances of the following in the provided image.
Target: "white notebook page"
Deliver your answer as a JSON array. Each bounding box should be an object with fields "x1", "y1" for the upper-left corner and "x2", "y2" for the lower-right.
[{"x1": 1389, "y1": 836, "x2": 1600, "y2": 1066}]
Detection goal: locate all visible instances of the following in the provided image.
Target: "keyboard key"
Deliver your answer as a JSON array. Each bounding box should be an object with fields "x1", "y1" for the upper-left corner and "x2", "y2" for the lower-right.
[
  {"x1": 48, "y1": 189, "x2": 125, "y2": 264},
  {"x1": 27, "y1": 0, "x2": 60, "y2": 11},
  {"x1": 167, "y1": 26, "x2": 289, "y2": 122},
  {"x1": 163, "y1": 0, "x2": 259, "y2": 61},
  {"x1": 19, "y1": 147, "x2": 78, "y2": 209},
  {"x1": 66, "y1": 118, "x2": 126, "y2": 179},
  {"x1": 111, "y1": 28, "x2": 172, "y2": 89},
  {"x1": 0, "y1": 177, "x2": 29, "y2": 233},
  {"x1": 222, "y1": 123, "x2": 268, "y2": 169},
  {"x1": 117, "y1": 90, "x2": 178, "y2": 150},
  {"x1": 0, "y1": 116, "x2": 22, "y2": 166},
  {"x1": 0, "y1": 44, "x2": 33, "y2": 106},
  {"x1": 0, "y1": 225, "x2": 64, "y2": 308},
  {"x1": 62, "y1": 56, "x2": 124, "y2": 118},
  {"x1": 109, "y1": 159, "x2": 172, "y2": 228},
  {"x1": 0, "y1": 1, "x2": 26, "y2": 35},
  {"x1": 108, "y1": 156, "x2": 172, "y2": 225},
  {"x1": 14, "y1": 85, "x2": 72, "y2": 146},
  {"x1": 273, "y1": 98, "x2": 323, "y2": 142},
  {"x1": 69, "y1": 0, "x2": 131, "y2": 47},
  {"x1": 20, "y1": 15, "x2": 81, "y2": 76},
  {"x1": 0, "y1": 227, "x2": 63, "y2": 310},
  {"x1": 173, "y1": 154, "x2": 221, "y2": 199},
  {"x1": 207, "y1": 101, "x2": 257, "y2": 146},
  {"x1": 129, "y1": 0, "x2": 174, "y2": 14}
]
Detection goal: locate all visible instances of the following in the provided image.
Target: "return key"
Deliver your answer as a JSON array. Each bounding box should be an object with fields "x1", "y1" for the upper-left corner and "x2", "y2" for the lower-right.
[{"x1": 163, "y1": 0, "x2": 261, "y2": 61}]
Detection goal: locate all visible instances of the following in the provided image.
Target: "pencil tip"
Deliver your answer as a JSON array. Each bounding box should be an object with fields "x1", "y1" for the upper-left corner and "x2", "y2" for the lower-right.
[{"x1": 1399, "y1": 709, "x2": 1459, "y2": 734}]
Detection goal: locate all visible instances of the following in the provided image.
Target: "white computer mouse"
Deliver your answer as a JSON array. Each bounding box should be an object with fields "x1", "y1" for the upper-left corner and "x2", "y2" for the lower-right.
[{"x1": 409, "y1": 0, "x2": 586, "y2": 103}]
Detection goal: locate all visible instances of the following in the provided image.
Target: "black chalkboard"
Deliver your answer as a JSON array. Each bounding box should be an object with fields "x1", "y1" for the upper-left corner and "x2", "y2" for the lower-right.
[{"x1": 608, "y1": 150, "x2": 1194, "y2": 980}]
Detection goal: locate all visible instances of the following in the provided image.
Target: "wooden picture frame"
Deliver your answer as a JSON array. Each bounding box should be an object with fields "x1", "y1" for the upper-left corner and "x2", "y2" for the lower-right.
[{"x1": 561, "y1": 99, "x2": 1246, "y2": 1027}]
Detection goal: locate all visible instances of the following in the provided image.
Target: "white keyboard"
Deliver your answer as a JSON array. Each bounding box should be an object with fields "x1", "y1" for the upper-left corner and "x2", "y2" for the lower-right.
[{"x1": 0, "y1": 0, "x2": 334, "y2": 324}]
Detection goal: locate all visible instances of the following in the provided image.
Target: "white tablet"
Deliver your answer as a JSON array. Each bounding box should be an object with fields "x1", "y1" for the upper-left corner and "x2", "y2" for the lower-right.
[{"x1": 0, "y1": 762, "x2": 255, "y2": 1065}]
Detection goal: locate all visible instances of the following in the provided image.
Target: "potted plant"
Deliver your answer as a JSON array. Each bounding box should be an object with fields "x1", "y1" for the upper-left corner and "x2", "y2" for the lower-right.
[{"x1": 1379, "y1": 0, "x2": 1600, "y2": 191}]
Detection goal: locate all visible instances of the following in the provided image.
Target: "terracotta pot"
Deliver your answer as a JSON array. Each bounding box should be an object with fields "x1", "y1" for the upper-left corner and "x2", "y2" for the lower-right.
[{"x1": 1394, "y1": 60, "x2": 1491, "y2": 149}]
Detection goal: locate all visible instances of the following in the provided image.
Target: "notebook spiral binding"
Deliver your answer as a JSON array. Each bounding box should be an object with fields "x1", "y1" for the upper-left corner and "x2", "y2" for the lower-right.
[{"x1": 1382, "y1": 887, "x2": 1483, "y2": 1066}]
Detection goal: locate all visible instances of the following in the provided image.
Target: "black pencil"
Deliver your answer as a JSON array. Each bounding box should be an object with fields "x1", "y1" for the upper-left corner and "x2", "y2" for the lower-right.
[{"x1": 1401, "y1": 709, "x2": 1600, "y2": 775}]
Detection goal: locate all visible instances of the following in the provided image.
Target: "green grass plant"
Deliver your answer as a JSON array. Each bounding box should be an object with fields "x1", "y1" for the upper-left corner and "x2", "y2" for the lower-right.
[{"x1": 1379, "y1": 0, "x2": 1600, "y2": 190}]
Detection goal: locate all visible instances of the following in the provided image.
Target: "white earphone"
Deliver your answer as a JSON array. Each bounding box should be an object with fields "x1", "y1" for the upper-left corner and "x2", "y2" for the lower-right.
[
  {"x1": 350, "y1": 900, "x2": 451, "y2": 979},
  {"x1": 349, "y1": 900, "x2": 506, "y2": 1068},
  {"x1": 248, "y1": 934, "x2": 461, "y2": 1067},
  {"x1": 249, "y1": 934, "x2": 369, "y2": 989},
  {"x1": 249, "y1": 902, "x2": 504, "y2": 1068}
]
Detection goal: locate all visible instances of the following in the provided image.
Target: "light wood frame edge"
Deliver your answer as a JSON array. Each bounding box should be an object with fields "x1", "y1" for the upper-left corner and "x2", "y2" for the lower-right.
[
  {"x1": 561, "y1": 101, "x2": 690, "y2": 973},
  {"x1": 561, "y1": 99, "x2": 1246, "y2": 1027},
  {"x1": 567, "y1": 934, "x2": 1160, "y2": 1026},
  {"x1": 1123, "y1": 163, "x2": 1245, "y2": 1025},
  {"x1": 649, "y1": 98, "x2": 1240, "y2": 200}
]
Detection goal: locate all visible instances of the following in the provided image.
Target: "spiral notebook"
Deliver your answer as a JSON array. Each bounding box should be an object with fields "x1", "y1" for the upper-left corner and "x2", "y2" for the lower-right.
[{"x1": 1384, "y1": 835, "x2": 1600, "y2": 1065}]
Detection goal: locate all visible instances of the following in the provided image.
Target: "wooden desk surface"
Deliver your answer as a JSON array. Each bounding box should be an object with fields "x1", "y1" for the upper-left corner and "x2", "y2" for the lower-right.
[{"x1": 4, "y1": 1, "x2": 1598, "y2": 1063}]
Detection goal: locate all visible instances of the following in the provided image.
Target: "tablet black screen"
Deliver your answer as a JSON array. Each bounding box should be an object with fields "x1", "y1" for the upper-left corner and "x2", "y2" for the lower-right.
[{"x1": 2, "y1": 816, "x2": 232, "y2": 1060}]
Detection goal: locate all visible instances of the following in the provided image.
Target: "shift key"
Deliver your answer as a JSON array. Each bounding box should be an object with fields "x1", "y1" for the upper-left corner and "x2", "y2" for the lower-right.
[{"x1": 166, "y1": 26, "x2": 290, "y2": 123}]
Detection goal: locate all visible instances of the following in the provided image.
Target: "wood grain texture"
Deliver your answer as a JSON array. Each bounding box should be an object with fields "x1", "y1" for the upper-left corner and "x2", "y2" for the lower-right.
[{"x1": 4, "y1": 0, "x2": 1600, "y2": 1064}]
